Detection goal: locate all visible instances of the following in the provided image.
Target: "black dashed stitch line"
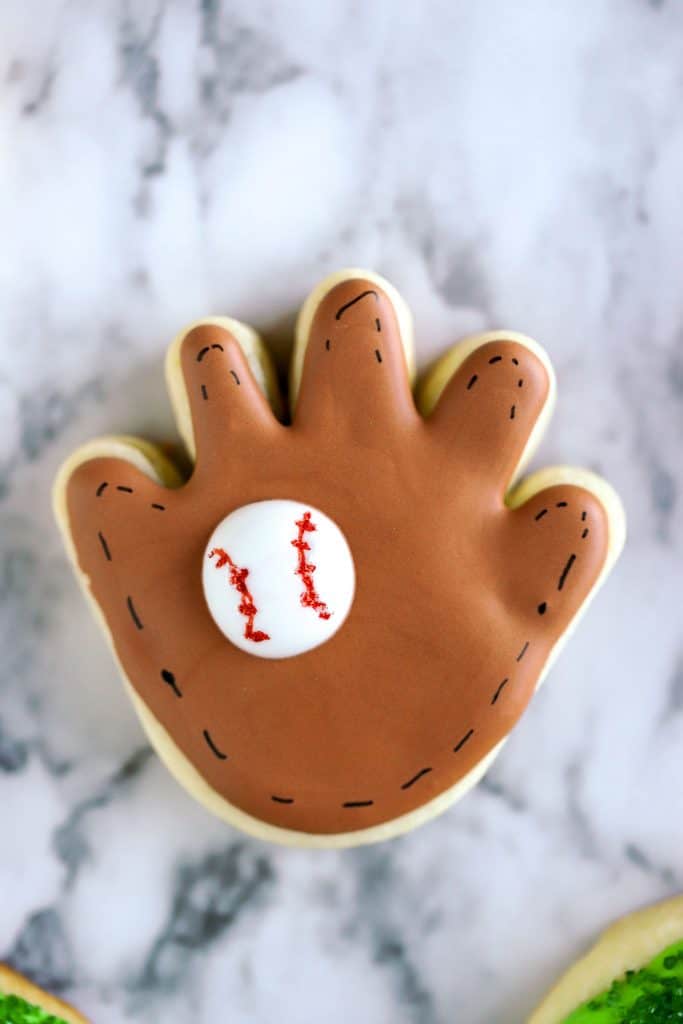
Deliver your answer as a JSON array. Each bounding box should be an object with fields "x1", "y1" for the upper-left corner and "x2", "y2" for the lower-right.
[
  {"x1": 335, "y1": 289, "x2": 379, "y2": 320},
  {"x1": 197, "y1": 346, "x2": 210, "y2": 362},
  {"x1": 488, "y1": 355, "x2": 502, "y2": 364},
  {"x1": 161, "y1": 669, "x2": 182, "y2": 698},
  {"x1": 491, "y1": 679, "x2": 509, "y2": 705},
  {"x1": 510, "y1": 405, "x2": 516, "y2": 419},
  {"x1": 467, "y1": 374, "x2": 478, "y2": 390},
  {"x1": 375, "y1": 317, "x2": 381, "y2": 332},
  {"x1": 516, "y1": 641, "x2": 529, "y2": 662},
  {"x1": 146, "y1": 614, "x2": 550, "y2": 808},
  {"x1": 511, "y1": 357, "x2": 519, "y2": 365},
  {"x1": 98, "y1": 531, "x2": 112, "y2": 561},
  {"x1": 117, "y1": 486, "x2": 133, "y2": 494},
  {"x1": 201, "y1": 384, "x2": 208, "y2": 400},
  {"x1": 211, "y1": 343, "x2": 224, "y2": 352},
  {"x1": 581, "y1": 528, "x2": 589, "y2": 539},
  {"x1": 558, "y1": 553, "x2": 576, "y2": 591},
  {"x1": 178, "y1": 615, "x2": 539, "y2": 806},
  {"x1": 151, "y1": 503, "x2": 166, "y2": 511},
  {"x1": 535, "y1": 509, "x2": 548, "y2": 521},
  {"x1": 556, "y1": 501, "x2": 568, "y2": 508},
  {"x1": 203, "y1": 729, "x2": 227, "y2": 760},
  {"x1": 126, "y1": 596, "x2": 143, "y2": 630},
  {"x1": 325, "y1": 338, "x2": 331, "y2": 351},
  {"x1": 581, "y1": 510, "x2": 587, "y2": 521},
  {"x1": 375, "y1": 349, "x2": 382, "y2": 363},
  {"x1": 96, "y1": 482, "x2": 108, "y2": 497},
  {"x1": 518, "y1": 379, "x2": 524, "y2": 388},
  {"x1": 453, "y1": 729, "x2": 474, "y2": 753},
  {"x1": 537, "y1": 601, "x2": 547, "y2": 615},
  {"x1": 401, "y1": 767, "x2": 432, "y2": 790},
  {"x1": 230, "y1": 370, "x2": 241, "y2": 385}
]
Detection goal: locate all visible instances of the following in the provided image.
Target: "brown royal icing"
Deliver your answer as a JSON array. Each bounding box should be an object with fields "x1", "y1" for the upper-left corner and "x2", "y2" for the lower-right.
[{"x1": 66, "y1": 280, "x2": 608, "y2": 834}]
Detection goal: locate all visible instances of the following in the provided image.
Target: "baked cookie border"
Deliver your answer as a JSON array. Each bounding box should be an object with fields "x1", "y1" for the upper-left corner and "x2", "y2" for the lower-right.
[
  {"x1": 529, "y1": 893, "x2": 683, "y2": 1023},
  {"x1": 0, "y1": 964, "x2": 89, "y2": 1024}
]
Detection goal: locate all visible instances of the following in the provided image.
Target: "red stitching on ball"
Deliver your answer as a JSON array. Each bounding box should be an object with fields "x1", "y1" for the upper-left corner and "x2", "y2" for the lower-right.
[
  {"x1": 209, "y1": 547, "x2": 270, "y2": 643},
  {"x1": 292, "y1": 511, "x2": 332, "y2": 621}
]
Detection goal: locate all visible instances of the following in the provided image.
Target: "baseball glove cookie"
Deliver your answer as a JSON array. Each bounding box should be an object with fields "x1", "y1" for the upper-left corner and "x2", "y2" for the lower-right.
[
  {"x1": 54, "y1": 269, "x2": 625, "y2": 847},
  {"x1": 0, "y1": 964, "x2": 88, "y2": 1024},
  {"x1": 529, "y1": 894, "x2": 683, "y2": 1023}
]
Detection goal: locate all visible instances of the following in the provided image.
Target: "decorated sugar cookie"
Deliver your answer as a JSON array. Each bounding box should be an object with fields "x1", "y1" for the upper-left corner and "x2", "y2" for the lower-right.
[
  {"x1": 54, "y1": 269, "x2": 625, "y2": 847},
  {"x1": 529, "y1": 894, "x2": 683, "y2": 1023},
  {"x1": 0, "y1": 964, "x2": 88, "y2": 1024}
]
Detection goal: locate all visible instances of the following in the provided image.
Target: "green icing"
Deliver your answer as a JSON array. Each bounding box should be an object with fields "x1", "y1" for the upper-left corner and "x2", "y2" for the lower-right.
[
  {"x1": 0, "y1": 989, "x2": 69, "y2": 1024},
  {"x1": 562, "y1": 937, "x2": 683, "y2": 1023}
]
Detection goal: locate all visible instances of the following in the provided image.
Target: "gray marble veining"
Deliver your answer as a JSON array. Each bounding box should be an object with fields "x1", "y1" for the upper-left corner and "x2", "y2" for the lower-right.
[{"x1": 1, "y1": 2, "x2": 682, "y2": 1021}]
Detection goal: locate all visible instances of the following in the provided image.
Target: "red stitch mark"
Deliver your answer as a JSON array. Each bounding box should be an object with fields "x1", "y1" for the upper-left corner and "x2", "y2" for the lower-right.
[
  {"x1": 292, "y1": 512, "x2": 332, "y2": 621},
  {"x1": 209, "y1": 547, "x2": 270, "y2": 643}
]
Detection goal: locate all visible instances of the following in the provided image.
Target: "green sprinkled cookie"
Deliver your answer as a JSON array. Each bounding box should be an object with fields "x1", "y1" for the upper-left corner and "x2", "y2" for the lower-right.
[
  {"x1": 0, "y1": 991, "x2": 70, "y2": 1024},
  {"x1": 0, "y1": 967, "x2": 87, "y2": 1024},
  {"x1": 529, "y1": 895, "x2": 683, "y2": 1024},
  {"x1": 563, "y1": 938, "x2": 683, "y2": 1022}
]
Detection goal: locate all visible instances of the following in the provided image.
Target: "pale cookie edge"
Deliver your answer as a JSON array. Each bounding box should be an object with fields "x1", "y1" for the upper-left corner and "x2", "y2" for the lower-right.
[
  {"x1": 528, "y1": 893, "x2": 683, "y2": 1024},
  {"x1": 0, "y1": 964, "x2": 90, "y2": 1024}
]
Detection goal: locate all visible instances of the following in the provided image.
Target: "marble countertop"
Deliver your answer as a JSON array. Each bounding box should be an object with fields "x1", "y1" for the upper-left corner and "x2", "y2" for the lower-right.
[{"x1": 1, "y1": 2, "x2": 682, "y2": 1022}]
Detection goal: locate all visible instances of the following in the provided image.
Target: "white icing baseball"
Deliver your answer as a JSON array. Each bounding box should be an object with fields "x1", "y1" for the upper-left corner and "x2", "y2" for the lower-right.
[{"x1": 202, "y1": 499, "x2": 355, "y2": 659}]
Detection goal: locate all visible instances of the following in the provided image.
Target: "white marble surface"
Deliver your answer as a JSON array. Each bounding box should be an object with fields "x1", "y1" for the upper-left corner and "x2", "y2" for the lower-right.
[{"x1": 1, "y1": 2, "x2": 682, "y2": 1021}]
